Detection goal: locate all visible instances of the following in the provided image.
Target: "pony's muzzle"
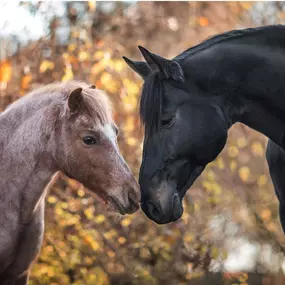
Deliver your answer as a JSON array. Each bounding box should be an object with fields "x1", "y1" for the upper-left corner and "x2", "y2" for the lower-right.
[{"x1": 125, "y1": 185, "x2": 140, "y2": 214}]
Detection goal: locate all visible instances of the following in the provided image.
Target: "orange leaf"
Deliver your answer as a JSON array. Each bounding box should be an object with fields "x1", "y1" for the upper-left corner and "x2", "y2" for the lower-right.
[
  {"x1": 198, "y1": 17, "x2": 209, "y2": 27},
  {"x1": 0, "y1": 60, "x2": 12, "y2": 83},
  {"x1": 21, "y1": 74, "x2": 32, "y2": 91},
  {"x1": 261, "y1": 209, "x2": 271, "y2": 221}
]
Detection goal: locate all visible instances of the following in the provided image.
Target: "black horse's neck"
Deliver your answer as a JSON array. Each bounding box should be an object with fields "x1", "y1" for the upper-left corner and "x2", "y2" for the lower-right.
[{"x1": 179, "y1": 25, "x2": 285, "y2": 148}]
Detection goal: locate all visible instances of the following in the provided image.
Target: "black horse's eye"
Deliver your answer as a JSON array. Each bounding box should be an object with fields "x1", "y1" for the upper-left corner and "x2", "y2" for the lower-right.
[
  {"x1": 161, "y1": 118, "x2": 174, "y2": 127},
  {"x1": 82, "y1": 136, "x2": 97, "y2": 145}
]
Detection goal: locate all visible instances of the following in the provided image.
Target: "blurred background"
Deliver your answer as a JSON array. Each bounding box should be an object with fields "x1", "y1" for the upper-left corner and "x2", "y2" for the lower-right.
[{"x1": 1, "y1": 1, "x2": 285, "y2": 284}]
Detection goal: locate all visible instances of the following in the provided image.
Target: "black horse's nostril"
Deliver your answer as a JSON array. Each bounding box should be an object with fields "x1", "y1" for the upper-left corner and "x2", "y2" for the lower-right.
[
  {"x1": 172, "y1": 194, "x2": 183, "y2": 220},
  {"x1": 146, "y1": 201, "x2": 163, "y2": 220}
]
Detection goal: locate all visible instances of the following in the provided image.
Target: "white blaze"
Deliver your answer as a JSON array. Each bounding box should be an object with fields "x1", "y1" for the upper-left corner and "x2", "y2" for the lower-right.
[{"x1": 103, "y1": 124, "x2": 117, "y2": 146}]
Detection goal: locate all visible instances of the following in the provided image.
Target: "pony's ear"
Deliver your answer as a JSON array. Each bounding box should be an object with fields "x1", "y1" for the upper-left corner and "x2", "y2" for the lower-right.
[
  {"x1": 123, "y1": 56, "x2": 151, "y2": 79},
  {"x1": 138, "y1": 46, "x2": 184, "y2": 82},
  {"x1": 68, "y1": 87, "x2": 83, "y2": 115}
]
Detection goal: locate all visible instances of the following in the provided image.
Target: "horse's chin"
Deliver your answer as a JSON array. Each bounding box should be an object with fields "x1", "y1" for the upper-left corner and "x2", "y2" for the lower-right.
[
  {"x1": 178, "y1": 165, "x2": 205, "y2": 199},
  {"x1": 106, "y1": 196, "x2": 128, "y2": 215}
]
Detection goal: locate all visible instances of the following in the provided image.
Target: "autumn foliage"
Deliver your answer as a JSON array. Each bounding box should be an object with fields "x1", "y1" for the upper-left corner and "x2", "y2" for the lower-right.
[{"x1": 1, "y1": 2, "x2": 285, "y2": 285}]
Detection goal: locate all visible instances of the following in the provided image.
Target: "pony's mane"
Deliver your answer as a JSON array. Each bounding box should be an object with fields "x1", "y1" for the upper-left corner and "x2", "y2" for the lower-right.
[{"x1": 19, "y1": 81, "x2": 112, "y2": 125}]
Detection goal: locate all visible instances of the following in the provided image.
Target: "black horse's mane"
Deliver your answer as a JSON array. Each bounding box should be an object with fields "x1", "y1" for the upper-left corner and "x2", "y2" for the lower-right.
[
  {"x1": 140, "y1": 72, "x2": 162, "y2": 136},
  {"x1": 140, "y1": 25, "x2": 285, "y2": 134},
  {"x1": 174, "y1": 25, "x2": 285, "y2": 61}
]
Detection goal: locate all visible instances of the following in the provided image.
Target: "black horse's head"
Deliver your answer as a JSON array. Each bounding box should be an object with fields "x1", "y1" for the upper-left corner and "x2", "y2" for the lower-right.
[{"x1": 123, "y1": 46, "x2": 228, "y2": 224}]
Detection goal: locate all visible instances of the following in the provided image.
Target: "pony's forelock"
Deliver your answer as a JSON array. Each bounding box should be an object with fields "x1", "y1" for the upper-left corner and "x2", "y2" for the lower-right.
[{"x1": 61, "y1": 81, "x2": 112, "y2": 125}]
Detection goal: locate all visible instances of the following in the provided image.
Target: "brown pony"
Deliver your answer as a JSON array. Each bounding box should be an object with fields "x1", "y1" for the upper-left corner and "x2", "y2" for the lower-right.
[{"x1": 0, "y1": 81, "x2": 140, "y2": 285}]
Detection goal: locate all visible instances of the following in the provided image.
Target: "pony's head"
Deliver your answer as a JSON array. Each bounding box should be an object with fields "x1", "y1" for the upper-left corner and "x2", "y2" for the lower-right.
[
  {"x1": 49, "y1": 81, "x2": 140, "y2": 215},
  {"x1": 124, "y1": 47, "x2": 228, "y2": 223}
]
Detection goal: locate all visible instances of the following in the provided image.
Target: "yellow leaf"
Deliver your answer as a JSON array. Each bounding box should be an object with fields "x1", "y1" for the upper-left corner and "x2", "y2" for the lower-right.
[
  {"x1": 61, "y1": 202, "x2": 68, "y2": 209},
  {"x1": 202, "y1": 181, "x2": 212, "y2": 191},
  {"x1": 91, "y1": 240, "x2": 100, "y2": 251},
  {"x1": 107, "y1": 250, "x2": 115, "y2": 258},
  {"x1": 47, "y1": 196, "x2": 57, "y2": 204},
  {"x1": 212, "y1": 183, "x2": 222, "y2": 195},
  {"x1": 237, "y1": 137, "x2": 248, "y2": 148},
  {"x1": 251, "y1": 142, "x2": 264, "y2": 156},
  {"x1": 123, "y1": 116, "x2": 135, "y2": 132},
  {"x1": 95, "y1": 215, "x2": 105, "y2": 224},
  {"x1": 77, "y1": 189, "x2": 85, "y2": 197},
  {"x1": 238, "y1": 166, "x2": 250, "y2": 182},
  {"x1": 257, "y1": 175, "x2": 268, "y2": 187},
  {"x1": 118, "y1": 237, "x2": 126, "y2": 244},
  {"x1": 230, "y1": 160, "x2": 237, "y2": 172},
  {"x1": 39, "y1": 60, "x2": 54, "y2": 73},
  {"x1": 112, "y1": 59, "x2": 125, "y2": 72},
  {"x1": 93, "y1": 50, "x2": 105, "y2": 61},
  {"x1": 104, "y1": 229, "x2": 117, "y2": 240},
  {"x1": 121, "y1": 218, "x2": 131, "y2": 227},
  {"x1": 68, "y1": 43, "x2": 76, "y2": 52},
  {"x1": 200, "y1": 245, "x2": 208, "y2": 254},
  {"x1": 206, "y1": 170, "x2": 215, "y2": 181},
  {"x1": 126, "y1": 137, "x2": 136, "y2": 146},
  {"x1": 211, "y1": 247, "x2": 219, "y2": 259},
  {"x1": 241, "y1": 2, "x2": 252, "y2": 10},
  {"x1": 78, "y1": 50, "x2": 90, "y2": 62},
  {"x1": 123, "y1": 78, "x2": 139, "y2": 96},
  {"x1": 216, "y1": 157, "x2": 225, "y2": 169},
  {"x1": 84, "y1": 207, "x2": 94, "y2": 220},
  {"x1": 62, "y1": 52, "x2": 69, "y2": 60},
  {"x1": 184, "y1": 233, "x2": 193, "y2": 243},
  {"x1": 88, "y1": 0, "x2": 96, "y2": 11},
  {"x1": 194, "y1": 202, "x2": 200, "y2": 211},
  {"x1": 228, "y1": 146, "x2": 239, "y2": 158},
  {"x1": 100, "y1": 72, "x2": 119, "y2": 93},
  {"x1": 61, "y1": 65, "x2": 74, "y2": 82},
  {"x1": 91, "y1": 62, "x2": 105, "y2": 75}
]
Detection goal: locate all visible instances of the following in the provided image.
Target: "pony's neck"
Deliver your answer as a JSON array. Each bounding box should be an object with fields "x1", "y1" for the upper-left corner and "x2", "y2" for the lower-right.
[{"x1": 0, "y1": 98, "x2": 59, "y2": 222}]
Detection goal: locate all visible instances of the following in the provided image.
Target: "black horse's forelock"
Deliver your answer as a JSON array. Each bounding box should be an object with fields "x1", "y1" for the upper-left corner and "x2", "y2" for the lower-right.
[{"x1": 140, "y1": 72, "x2": 163, "y2": 136}]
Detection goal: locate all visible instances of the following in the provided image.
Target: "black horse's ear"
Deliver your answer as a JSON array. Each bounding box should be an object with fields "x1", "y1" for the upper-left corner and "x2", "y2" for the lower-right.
[
  {"x1": 138, "y1": 46, "x2": 184, "y2": 82},
  {"x1": 122, "y1": 56, "x2": 151, "y2": 79},
  {"x1": 68, "y1": 87, "x2": 83, "y2": 115}
]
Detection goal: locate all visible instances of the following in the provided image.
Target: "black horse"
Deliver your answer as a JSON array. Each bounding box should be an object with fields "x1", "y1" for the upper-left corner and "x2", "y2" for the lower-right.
[{"x1": 123, "y1": 25, "x2": 285, "y2": 229}]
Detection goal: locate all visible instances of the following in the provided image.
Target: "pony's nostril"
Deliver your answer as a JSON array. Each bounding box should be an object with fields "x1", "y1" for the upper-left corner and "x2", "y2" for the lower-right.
[
  {"x1": 127, "y1": 189, "x2": 139, "y2": 213},
  {"x1": 147, "y1": 201, "x2": 162, "y2": 220},
  {"x1": 128, "y1": 189, "x2": 138, "y2": 204}
]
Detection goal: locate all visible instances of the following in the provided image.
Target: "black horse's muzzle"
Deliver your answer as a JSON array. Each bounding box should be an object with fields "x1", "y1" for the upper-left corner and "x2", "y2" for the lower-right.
[{"x1": 142, "y1": 193, "x2": 183, "y2": 224}]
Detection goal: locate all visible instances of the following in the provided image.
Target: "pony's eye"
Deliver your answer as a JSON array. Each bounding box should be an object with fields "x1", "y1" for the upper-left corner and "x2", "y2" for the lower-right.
[
  {"x1": 161, "y1": 118, "x2": 174, "y2": 127},
  {"x1": 82, "y1": 136, "x2": 97, "y2": 145}
]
